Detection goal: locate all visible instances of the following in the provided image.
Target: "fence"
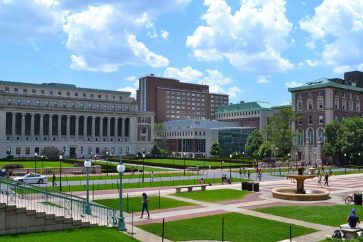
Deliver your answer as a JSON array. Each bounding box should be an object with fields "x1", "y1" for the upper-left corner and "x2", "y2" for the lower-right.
[{"x1": 0, "y1": 177, "x2": 121, "y2": 227}]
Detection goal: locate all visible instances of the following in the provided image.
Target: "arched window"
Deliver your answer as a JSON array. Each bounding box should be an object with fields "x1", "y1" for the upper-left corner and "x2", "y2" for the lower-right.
[
  {"x1": 318, "y1": 128, "x2": 324, "y2": 143},
  {"x1": 307, "y1": 128, "x2": 314, "y2": 145},
  {"x1": 296, "y1": 129, "x2": 304, "y2": 146}
]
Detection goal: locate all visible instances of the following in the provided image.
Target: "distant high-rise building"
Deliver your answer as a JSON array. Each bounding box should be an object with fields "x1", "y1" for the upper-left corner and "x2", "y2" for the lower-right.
[
  {"x1": 289, "y1": 71, "x2": 363, "y2": 164},
  {"x1": 137, "y1": 75, "x2": 229, "y2": 123}
]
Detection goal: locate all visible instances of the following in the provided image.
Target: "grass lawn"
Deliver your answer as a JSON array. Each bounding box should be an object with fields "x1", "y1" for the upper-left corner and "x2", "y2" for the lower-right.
[
  {"x1": 139, "y1": 212, "x2": 316, "y2": 242},
  {"x1": 0, "y1": 227, "x2": 138, "y2": 242},
  {"x1": 95, "y1": 196, "x2": 194, "y2": 213},
  {"x1": 256, "y1": 205, "x2": 363, "y2": 227},
  {"x1": 93, "y1": 161, "x2": 169, "y2": 172},
  {"x1": 0, "y1": 161, "x2": 74, "y2": 169},
  {"x1": 132, "y1": 158, "x2": 245, "y2": 168},
  {"x1": 172, "y1": 189, "x2": 250, "y2": 203}
]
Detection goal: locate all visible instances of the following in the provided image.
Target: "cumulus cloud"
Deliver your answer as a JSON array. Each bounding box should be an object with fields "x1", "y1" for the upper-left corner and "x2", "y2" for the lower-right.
[
  {"x1": 161, "y1": 30, "x2": 169, "y2": 40},
  {"x1": 164, "y1": 66, "x2": 203, "y2": 82},
  {"x1": 118, "y1": 87, "x2": 136, "y2": 98},
  {"x1": 285, "y1": 81, "x2": 303, "y2": 88},
  {"x1": 186, "y1": 0, "x2": 294, "y2": 74},
  {"x1": 300, "y1": 0, "x2": 363, "y2": 72},
  {"x1": 256, "y1": 76, "x2": 270, "y2": 84},
  {"x1": 117, "y1": 75, "x2": 140, "y2": 98}
]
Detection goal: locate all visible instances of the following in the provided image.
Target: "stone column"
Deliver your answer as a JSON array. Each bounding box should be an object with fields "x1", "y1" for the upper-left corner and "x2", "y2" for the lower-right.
[
  {"x1": 107, "y1": 117, "x2": 111, "y2": 139},
  {"x1": 66, "y1": 115, "x2": 70, "y2": 140},
  {"x1": 304, "y1": 140, "x2": 310, "y2": 165},
  {"x1": 58, "y1": 115, "x2": 61, "y2": 140},
  {"x1": 114, "y1": 117, "x2": 118, "y2": 139},
  {"x1": 40, "y1": 114, "x2": 44, "y2": 141},
  {"x1": 21, "y1": 113, "x2": 25, "y2": 140},
  {"x1": 91, "y1": 116, "x2": 95, "y2": 141},
  {"x1": 100, "y1": 116, "x2": 104, "y2": 137},
  {"x1": 75, "y1": 115, "x2": 79, "y2": 141},
  {"x1": 11, "y1": 112, "x2": 15, "y2": 137},
  {"x1": 122, "y1": 118, "x2": 126, "y2": 141},
  {"x1": 316, "y1": 141, "x2": 322, "y2": 165},
  {"x1": 49, "y1": 114, "x2": 53, "y2": 137},
  {"x1": 30, "y1": 113, "x2": 35, "y2": 138},
  {"x1": 84, "y1": 116, "x2": 87, "y2": 138}
]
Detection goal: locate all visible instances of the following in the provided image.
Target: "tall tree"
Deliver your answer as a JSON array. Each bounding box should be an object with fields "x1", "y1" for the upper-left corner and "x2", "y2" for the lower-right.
[
  {"x1": 210, "y1": 142, "x2": 222, "y2": 157},
  {"x1": 258, "y1": 141, "x2": 273, "y2": 159},
  {"x1": 245, "y1": 129, "x2": 264, "y2": 158},
  {"x1": 264, "y1": 108, "x2": 299, "y2": 157},
  {"x1": 154, "y1": 123, "x2": 167, "y2": 150}
]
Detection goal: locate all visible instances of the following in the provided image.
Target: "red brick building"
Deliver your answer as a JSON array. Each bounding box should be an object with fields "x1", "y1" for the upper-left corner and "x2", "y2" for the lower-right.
[
  {"x1": 289, "y1": 71, "x2": 363, "y2": 164},
  {"x1": 137, "y1": 75, "x2": 229, "y2": 123}
]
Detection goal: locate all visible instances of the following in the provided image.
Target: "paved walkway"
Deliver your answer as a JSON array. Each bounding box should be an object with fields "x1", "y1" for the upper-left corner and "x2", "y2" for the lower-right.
[{"x1": 96, "y1": 173, "x2": 363, "y2": 242}]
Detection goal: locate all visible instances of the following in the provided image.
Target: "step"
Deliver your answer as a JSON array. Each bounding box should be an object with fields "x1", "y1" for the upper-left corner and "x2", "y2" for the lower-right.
[
  {"x1": 5, "y1": 205, "x2": 16, "y2": 212},
  {"x1": 35, "y1": 212, "x2": 46, "y2": 218},
  {"x1": 0, "y1": 203, "x2": 6, "y2": 209},
  {"x1": 16, "y1": 207, "x2": 26, "y2": 214},
  {"x1": 45, "y1": 214, "x2": 55, "y2": 220},
  {"x1": 73, "y1": 220, "x2": 82, "y2": 226},
  {"x1": 54, "y1": 216, "x2": 65, "y2": 222},
  {"x1": 26, "y1": 210, "x2": 36, "y2": 216},
  {"x1": 81, "y1": 222, "x2": 91, "y2": 227},
  {"x1": 63, "y1": 218, "x2": 73, "y2": 224}
]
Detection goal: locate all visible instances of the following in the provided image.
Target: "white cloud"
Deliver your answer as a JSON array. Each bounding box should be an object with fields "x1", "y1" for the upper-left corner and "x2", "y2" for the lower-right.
[
  {"x1": 300, "y1": 0, "x2": 363, "y2": 71},
  {"x1": 186, "y1": 0, "x2": 294, "y2": 74},
  {"x1": 164, "y1": 66, "x2": 203, "y2": 82},
  {"x1": 285, "y1": 81, "x2": 303, "y2": 88},
  {"x1": 256, "y1": 76, "x2": 270, "y2": 84},
  {"x1": 161, "y1": 30, "x2": 169, "y2": 40},
  {"x1": 118, "y1": 87, "x2": 137, "y2": 98}
]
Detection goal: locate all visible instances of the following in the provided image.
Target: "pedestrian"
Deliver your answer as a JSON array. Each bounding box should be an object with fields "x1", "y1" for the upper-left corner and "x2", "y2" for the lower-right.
[
  {"x1": 324, "y1": 173, "x2": 329, "y2": 186},
  {"x1": 140, "y1": 193, "x2": 150, "y2": 219},
  {"x1": 278, "y1": 166, "x2": 282, "y2": 176},
  {"x1": 199, "y1": 178, "x2": 204, "y2": 185},
  {"x1": 243, "y1": 167, "x2": 246, "y2": 176},
  {"x1": 317, "y1": 172, "x2": 322, "y2": 187},
  {"x1": 52, "y1": 173, "x2": 57, "y2": 187},
  {"x1": 150, "y1": 171, "x2": 154, "y2": 182},
  {"x1": 247, "y1": 170, "x2": 250, "y2": 180},
  {"x1": 258, "y1": 170, "x2": 262, "y2": 181},
  {"x1": 269, "y1": 165, "x2": 272, "y2": 175}
]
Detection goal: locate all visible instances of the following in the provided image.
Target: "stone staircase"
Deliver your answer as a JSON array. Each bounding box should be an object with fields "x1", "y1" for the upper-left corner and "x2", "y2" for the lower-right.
[{"x1": 0, "y1": 203, "x2": 96, "y2": 235}]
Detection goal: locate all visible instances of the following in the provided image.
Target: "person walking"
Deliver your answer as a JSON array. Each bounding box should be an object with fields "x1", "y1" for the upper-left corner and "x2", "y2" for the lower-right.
[
  {"x1": 140, "y1": 193, "x2": 150, "y2": 219},
  {"x1": 317, "y1": 172, "x2": 322, "y2": 187},
  {"x1": 247, "y1": 170, "x2": 250, "y2": 180},
  {"x1": 52, "y1": 173, "x2": 57, "y2": 187},
  {"x1": 150, "y1": 171, "x2": 154, "y2": 182},
  {"x1": 324, "y1": 173, "x2": 329, "y2": 186}
]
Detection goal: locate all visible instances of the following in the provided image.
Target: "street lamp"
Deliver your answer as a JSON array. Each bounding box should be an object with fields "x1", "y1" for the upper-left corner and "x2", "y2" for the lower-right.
[
  {"x1": 59, "y1": 155, "x2": 63, "y2": 192},
  {"x1": 229, "y1": 154, "x2": 232, "y2": 180},
  {"x1": 295, "y1": 152, "x2": 298, "y2": 169},
  {"x1": 34, "y1": 152, "x2": 38, "y2": 173},
  {"x1": 41, "y1": 155, "x2": 44, "y2": 170},
  {"x1": 183, "y1": 152, "x2": 186, "y2": 176},
  {"x1": 116, "y1": 161, "x2": 126, "y2": 231},
  {"x1": 172, "y1": 152, "x2": 175, "y2": 166},
  {"x1": 287, "y1": 153, "x2": 290, "y2": 171},
  {"x1": 106, "y1": 151, "x2": 109, "y2": 176},
  {"x1": 142, "y1": 153, "x2": 145, "y2": 182},
  {"x1": 83, "y1": 159, "x2": 92, "y2": 215},
  {"x1": 314, "y1": 151, "x2": 317, "y2": 167}
]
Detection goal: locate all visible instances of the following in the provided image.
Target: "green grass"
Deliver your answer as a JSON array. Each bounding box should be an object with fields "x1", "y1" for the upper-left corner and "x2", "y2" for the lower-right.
[
  {"x1": 0, "y1": 227, "x2": 139, "y2": 242},
  {"x1": 0, "y1": 161, "x2": 74, "y2": 169},
  {"x1": 132, "y1": 158, "x2": 244, "y2": 168},
  {"x1": 322, "y1": 238, "x2": 363, "y2": 242},
  {"x1": 95, "y1": 196, "x2": 194, "y2": 213},
  {"x1": 139, "y1": 212, "x2": 316, "y2": 242},
  {"x1": 172, "y1": 189, "x2": 250, "y2": 203},
  {"x1": 93, "y1": 161, "x2": 170, "y2": 172},
  {"x1": 256, "y1": 205, "x2": 363, "y2": 227}
]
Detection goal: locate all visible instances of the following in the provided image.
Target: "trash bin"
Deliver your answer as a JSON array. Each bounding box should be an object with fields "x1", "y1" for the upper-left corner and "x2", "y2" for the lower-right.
[
  {"x1": 253, "y1": 183, "x2": 259, "y2": 192},
  {"x1": 247, "y1": 182, "x2": 253, "y2": 191},
  {"x1": 242, "y1": 182, "x2": 248, "y2": 190},
  {"x1": 354, "y1": 193, "x2": 362, "y2": 205}
]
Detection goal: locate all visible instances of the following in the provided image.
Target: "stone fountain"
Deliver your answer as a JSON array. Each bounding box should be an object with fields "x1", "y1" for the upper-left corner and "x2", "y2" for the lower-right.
[{"x1": 272, "y1": 166, "x2": 330, "y2": 201}]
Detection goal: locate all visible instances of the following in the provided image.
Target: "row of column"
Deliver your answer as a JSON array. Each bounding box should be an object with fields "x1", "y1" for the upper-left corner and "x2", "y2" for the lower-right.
[{"x1": 6, "y1": 112, "x2": 130, "y2": 142}]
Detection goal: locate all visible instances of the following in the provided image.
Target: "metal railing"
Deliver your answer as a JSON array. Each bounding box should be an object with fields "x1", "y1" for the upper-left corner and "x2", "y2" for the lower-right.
[{"x1": 0, "y1": 177, "x2": 120, "y2": 227}]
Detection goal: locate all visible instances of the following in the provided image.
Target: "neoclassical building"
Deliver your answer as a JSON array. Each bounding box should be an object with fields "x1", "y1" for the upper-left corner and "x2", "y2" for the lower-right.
[
  {"x1": 0, "y1": 81, "x2": 154, "y2": 158},
  {"x1": 289, "y1": 71, "x2": 363, "y2": 164}
]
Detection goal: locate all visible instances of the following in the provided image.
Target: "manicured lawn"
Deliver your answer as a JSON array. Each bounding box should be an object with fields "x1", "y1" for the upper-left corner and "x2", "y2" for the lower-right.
[
  {"x1": 0, "y1": 227, "x2": 138, "y2": 242},
  {"x1": 172, "y1": 189, "x2": 250, "y2": 203},
  {"x1": 139, "y1": 212, "x2": 316, "y2": 242},
  {"x1": 95, "y1": 196, "x2": 194, "y2": 213},
  {"x1": 0, "y1": 161, "x2": 74, "y2": 169},
  {"x1": 93, "y1": 161, "x2": 170, "y2": 172},
  {"x1": 132, "y1": 158, "x2": 245, "y2": 168},
  {"x1": 256, "y1": 205, "x2": 363, "y2": 227}
]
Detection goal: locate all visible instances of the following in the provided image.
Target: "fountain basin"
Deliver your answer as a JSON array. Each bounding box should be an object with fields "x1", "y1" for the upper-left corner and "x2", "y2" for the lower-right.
[{"x1": 272, "y1": 187, "x2": 330, "y2": 201}]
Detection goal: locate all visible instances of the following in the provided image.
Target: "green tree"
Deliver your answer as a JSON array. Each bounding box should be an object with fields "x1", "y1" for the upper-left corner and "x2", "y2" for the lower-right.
[
  {"x1": 245, "y1": 129, "x2": 264, "y2": 158},
  {"x1": 210, "y1": 142, "x2": 222, "y2": 157},
  {"x1": 258, "y1": 141, "x2": 273, "y2": 159},
  {"x1": 264, "y1": 108, "x2": 299, "y2": 157},
  {"x1": 151, "y1": 144, "x2": 162, "y2": 157},
  {"x1": 41, "y1": 146, "x2": 61, "y2": 160},
  {"x1": 322, "y1": 120, "x2": 342, "y2": 158},
  {"x1": 154, "y1": 123, "x2": 168, "y2": 151}
]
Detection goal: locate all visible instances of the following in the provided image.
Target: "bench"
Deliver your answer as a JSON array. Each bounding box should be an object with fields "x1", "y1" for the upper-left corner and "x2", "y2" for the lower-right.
[
  {"x1": 175, "y1": 184, "x2": 207, "y2": 193},
  {"x1": 73, "y1": 171, "x2": 84, "y2": 175},
  {"x1": 340, "y1": 227, "x2": 363, "y2": 239}
]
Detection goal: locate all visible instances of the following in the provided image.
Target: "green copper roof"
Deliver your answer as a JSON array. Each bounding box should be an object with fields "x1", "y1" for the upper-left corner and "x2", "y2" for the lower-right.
[
  {"x1": 288, "y1": 78, "x2": 363, "y2": 92},
  {"x1": 216, "y1": 101, "x2": 273, "y2": 114}
]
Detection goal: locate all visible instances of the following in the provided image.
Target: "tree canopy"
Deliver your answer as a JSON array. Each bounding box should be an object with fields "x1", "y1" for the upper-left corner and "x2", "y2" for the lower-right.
[
  {"x1": 245, "y1": 129, "x2": 264, "y2": 158},
  {"x1": 210, "y1": 142, "x2": 222, "y2": 157}
]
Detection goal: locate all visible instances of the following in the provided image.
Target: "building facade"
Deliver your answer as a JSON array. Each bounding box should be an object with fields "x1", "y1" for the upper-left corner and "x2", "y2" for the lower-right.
[
  {"x1": 215, "y1": 101, "x2": 289, "y2": 132},
  {"x1": 289, "y1": 71, "x2": 363, "y2": 164},
  {"x1": 155, "y1": 119, "x2": 254, "y2": 158},
  {"x1": 0, "y1": 81, "x2": 154, "y2": 158},
  {"x1": 137, "y1": 75, "x2": 229, "y2": 123}
]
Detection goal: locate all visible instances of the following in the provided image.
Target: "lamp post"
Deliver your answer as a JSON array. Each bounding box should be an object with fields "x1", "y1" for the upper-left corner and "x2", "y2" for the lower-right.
[
  {"x1": 142, "y1": 153, "x2": 145, "y2": 182},
  {"x1": 295, "y1": 152, "x2": 298, "y2": 170},
  {"x1": 106, "y1": 151, "x2": 109, "y2": 176},
  {"x1": 83, "y1": 159, "x2": 92, "y2": 215},
  {"x1": 34, "y1": 153, "x2": 38, "y2": 173},
  {"x1": 116, "y1": 161, "x2": 126, "y2": 231},
  {"x1": 344, "y1": 153, "x2": 347, "y2": 173},
  {"x1": 287, "y1": 153, "x2": 290, "y2": 171},
  {"x1": 183, "y1": 152, "x2": 186, "y2": 176},
  {"x1": 314, "y1": 151, "x2": 317, "y2": 167},
  {"x1": 59, "y1": 155, "x2": 63, "y2": 192},
  {"x1": 229, "y1": 154, "x2": 232, "y2": 180},
  {"x1": 41, "y1": 155, "x2": 44, "y2": 170},
  {"x1": 172, "y1": 152, "x2": 175, "y2": 166}
]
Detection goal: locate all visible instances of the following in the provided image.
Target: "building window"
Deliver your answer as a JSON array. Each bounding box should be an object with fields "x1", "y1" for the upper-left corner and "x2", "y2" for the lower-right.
[
  {"x1": 96, "y1": 104, "x2": 100, "y2": 109},
  {"x1": 307, "y1": 129, "x2": 314, "y2": 145},
  {"x1": 308, "y1": 115, "x2": 313, "y2": 125},
  {"x1": 297, "y1": 100, "x2": 303, "y2": 111},
  {"x1": 342, "y1": 99, "x2": 346, "y2": 110},
  {"x1": 103, "y1": 104, "x2": 107, "y2": 110},
  {"x1": 6, "y1": 147, "x2": 11, "y2": 155},
  {"x1": 80, "y1": 103, "x2": 84, "y2": 109},
  {"x1": 98, "y1": 94, "x2": 101, "y2": 99},
  {"x1": 36, "y1": 100, "x2": 40, "y2": 106},
  {"x1": 349, "y1": 99, "x2": 353, "y2": 111},
  {"x1": 16, "y1": 147, "x2": 21, "y2": 155},
  {"x1": 83, "y1": 93, "x2": 86, "y2": 98},
  {"x1": 71, "y1": 102, "x2": 75, "y2": 108},
  {"x1": 32, "y1": 89, "x2": 36, "y2": 94},
  {"x1": 53, "y1": 101, "x2": 58, "y2": 108},
  {"x1": 334, "y1": 98, "x2": 339, "y2": 109},
  {"x1": 318, "y1": 98, "x2": 324, "y2": 110},
  {"x1": 5, "y1": 87, "x2": 9, "y2": 92},
  {"x1": 318, "y1": 129, "x2": 324, "y2": 143},
  {"x1": 17, "y1": 99, "x2": 21, "y2": 105},
  {"x1": 58, "y1": 91, "x2": 62, "y2": 96},
  {"x1": 14, "y1": 88, "x2": 18, "y2": 93},
  {"x1": 307, "y1": 99, "x2": 313, "y2": 110},
  {"x1": 7, "y1": 98, "x2": 12, "y2": 105},
  {"x1": 296, "y1": 129, "x2": 304, "y2": 146},
  {"x1": 319, "y1": 115, "x2": 324, "y2": 125},
  {"x1": 63, "y1": 102, "x2": 66, "y2": 108},
  {"x1": 23, "y1": 89, "x2": 27, "y2": 93},
  {"x1": 25, "y1": 147, "x2": 30, "y2": 155},
  {"x1": 41, "y1": 90, "x2": 44, "y2": 95},
  {"x1": 26, "y1": 99, "x2": 31, "y2": 106},
  {"x1": 88, "y1": 103, "x2": 92, "y2": 109},
  {"x1": 66, "y1": 92, "x2": 70, "y2": 96},
  {"x1": 44, "y1": 101, "x2": 49, "y2": 107},
  {"x1": 356, "y1": 101, "x2": 361, "y2": 112},
  {"x1": 90, "y1": 94, "x2": 94, "y2": 98},
  {"x1": 75, "y1": 92, "x2": 78, "y2": 97}
]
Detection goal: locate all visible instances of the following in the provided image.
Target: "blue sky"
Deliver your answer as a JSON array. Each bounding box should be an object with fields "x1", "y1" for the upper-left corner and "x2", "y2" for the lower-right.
[{"x1": 1, "y1": 0, "x2": 363, "y2": 105}]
